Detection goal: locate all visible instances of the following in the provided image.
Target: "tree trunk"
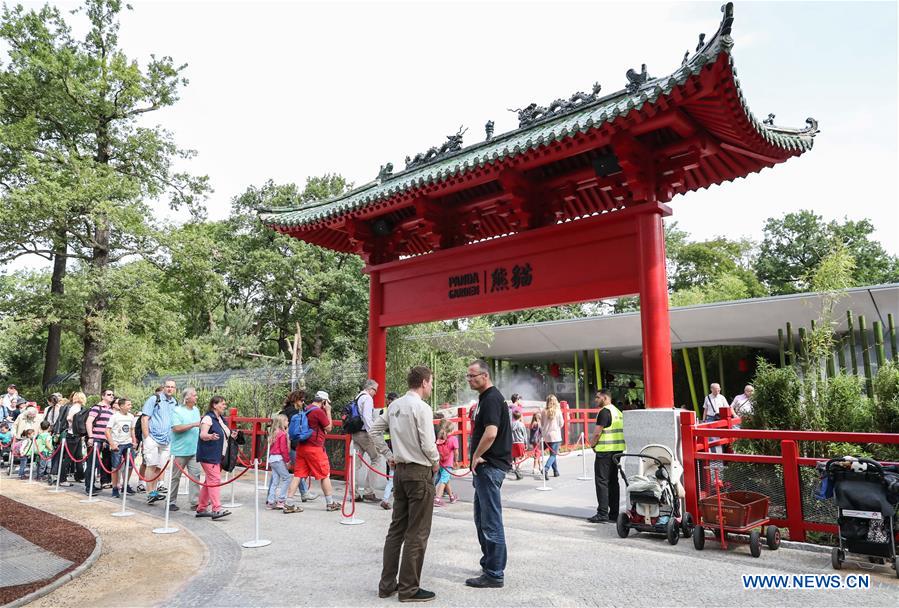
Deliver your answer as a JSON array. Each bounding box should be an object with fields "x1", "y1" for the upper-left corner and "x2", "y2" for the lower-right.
[
  {"x1": 81, "y1": 128, "x2": 111, "y2": 395},
  {"x1": 41, "y1": 229, "x2": 68, "y2": 388},
  {"x1": 313, "y1": 331, "x2": 323, "y2": 358},
  {"x1": 80, "y1": 218, "x2": 109, "y2": 395}
]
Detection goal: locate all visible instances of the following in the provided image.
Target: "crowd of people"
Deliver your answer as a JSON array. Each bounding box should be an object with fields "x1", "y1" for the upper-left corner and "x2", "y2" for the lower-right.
[
  {"x1": 2, "y1": 370, "x2": 755, "y2": 603},
  {"x1": 1, "y1": 381, "x2": 240, "y2": 520}
]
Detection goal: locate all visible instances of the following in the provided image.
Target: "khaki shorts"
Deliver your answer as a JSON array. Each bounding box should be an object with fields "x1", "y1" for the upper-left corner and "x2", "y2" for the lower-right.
[{"x1": 142, "y1": 434, "x2": 171, "y2": 467}]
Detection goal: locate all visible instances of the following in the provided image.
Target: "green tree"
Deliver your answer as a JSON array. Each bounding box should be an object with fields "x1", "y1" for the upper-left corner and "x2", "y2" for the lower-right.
[
  {"x1": 0, "y1": 0, "x2": 208, "y2": 393},
  {"x1": 754, "y1": 210, "x2": 899, "y2": 294},
  {"x1": 233, "y1": 176, "x2": 369, "y2": 362}
]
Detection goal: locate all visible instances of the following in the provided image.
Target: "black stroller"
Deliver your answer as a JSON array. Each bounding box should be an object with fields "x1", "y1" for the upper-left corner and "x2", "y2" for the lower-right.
[{"x1": 823, "y1": 457, "x2": 899, "y2": 577}]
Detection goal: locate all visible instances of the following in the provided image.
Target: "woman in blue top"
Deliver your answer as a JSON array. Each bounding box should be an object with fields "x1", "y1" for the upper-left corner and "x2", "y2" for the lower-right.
[{"x1": 196, "y1": 396, "x2": 236, "y2": 520}]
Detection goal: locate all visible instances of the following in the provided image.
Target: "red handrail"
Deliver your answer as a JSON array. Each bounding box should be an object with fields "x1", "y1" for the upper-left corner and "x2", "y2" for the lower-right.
[{"x1": 681, "y1": 407, "x2": 899, "y2": 544}]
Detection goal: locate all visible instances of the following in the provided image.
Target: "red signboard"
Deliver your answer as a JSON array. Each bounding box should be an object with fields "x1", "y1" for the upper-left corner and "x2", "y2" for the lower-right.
[{"x1": 371, "y1": 207, "x2": 655, "y2": 327}]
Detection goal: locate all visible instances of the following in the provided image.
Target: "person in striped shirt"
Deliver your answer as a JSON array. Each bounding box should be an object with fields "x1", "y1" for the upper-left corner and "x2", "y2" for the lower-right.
[{"x1": 84, "y1": 389, "x2": 115, "y2": 495}]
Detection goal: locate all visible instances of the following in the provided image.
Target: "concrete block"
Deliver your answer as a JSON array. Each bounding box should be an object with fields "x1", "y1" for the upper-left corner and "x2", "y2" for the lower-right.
[{"x1": 621, "y1": 408, "x2": 690, "y2": 477}]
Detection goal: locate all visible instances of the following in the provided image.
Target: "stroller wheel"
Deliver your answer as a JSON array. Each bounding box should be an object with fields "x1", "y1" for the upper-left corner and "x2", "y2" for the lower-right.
[
  {"x1": 749, "y1": 530, "x2": 761, "y2": 558},
  {"x1": 616, "y1": 512, "x2": 630, "y2": 539},
  {"x1": 666, "y1": 516, "x2": 680, "y2": 545},
  {"x1": 681, "y1": 512, "x2": 694, "y2": 539},
  {"x1": 692, "y1": 524, "x2": 705, "y2": 550},
  {"x1": 831, "y1": 547, "x2": 843, "y2": 570},
  {"x1": 766, "y1": 525, "x2": 781, "y2": 550}
]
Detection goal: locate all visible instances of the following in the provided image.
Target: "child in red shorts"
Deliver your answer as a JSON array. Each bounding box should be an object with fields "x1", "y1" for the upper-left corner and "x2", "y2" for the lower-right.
[{"x1": 510, "y1": 411, "x2": 527, "y2": 480}]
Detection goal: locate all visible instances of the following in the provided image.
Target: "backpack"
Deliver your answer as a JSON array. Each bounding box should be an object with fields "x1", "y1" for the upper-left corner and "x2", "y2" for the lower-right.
[
  {"x1": 289, "y1": 407, "x2": 317, "y2": 444},
  {"x1": 342, "y1": 396, "x2": 364, "y2": 434},
  {"x1": 71, "y1": 406, "x2": 93, "y2": 438}
]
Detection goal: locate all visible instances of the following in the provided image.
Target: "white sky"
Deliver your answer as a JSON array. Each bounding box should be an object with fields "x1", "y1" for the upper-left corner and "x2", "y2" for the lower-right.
[{"x1": 10, "y1": 0, "x2": 899, "y2": 270}]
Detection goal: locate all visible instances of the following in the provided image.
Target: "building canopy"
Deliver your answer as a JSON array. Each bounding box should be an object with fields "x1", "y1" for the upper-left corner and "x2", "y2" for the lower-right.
[{"x1": 260, "y1": 3, "x2": 817, "y2": 265}]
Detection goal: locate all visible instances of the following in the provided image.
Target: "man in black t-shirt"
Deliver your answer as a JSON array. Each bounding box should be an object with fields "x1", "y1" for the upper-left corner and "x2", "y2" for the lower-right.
[{"x1": 465, "y1": 360, "x2": 512, "y2": 589}]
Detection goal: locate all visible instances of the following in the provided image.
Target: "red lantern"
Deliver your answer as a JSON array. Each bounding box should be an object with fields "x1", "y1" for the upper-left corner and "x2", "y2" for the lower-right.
[
  {"x1": 549, "y1": 363, "x2": 561, "y2": 378},
  {"x1": 737, "y1": 358, "x2": 749, "y2": 373}
]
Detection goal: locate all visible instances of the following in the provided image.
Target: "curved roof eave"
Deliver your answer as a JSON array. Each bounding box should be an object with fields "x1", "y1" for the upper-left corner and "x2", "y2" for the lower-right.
[{"x1": 259, "y1": 2, "x2": 817, "y2": 231}]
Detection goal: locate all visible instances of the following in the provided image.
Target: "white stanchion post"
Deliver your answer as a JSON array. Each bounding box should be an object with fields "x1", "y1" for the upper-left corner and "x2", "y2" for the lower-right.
[
  {"x1": 258, "y1": 442, "x2": 271, "y2": 490},
  {"x1": 153, "y1": 455, "x2": 179, "y2": 534},
  {"x1": 536, "y1": 442, "x2": 552, "y2": 492},
  {"x1": 49, "y1": 438, "x2": 66, "y2": 493},
  {"x1": 577, "y1": 432, "x2": 592, "y2": 481},
  {"x1": 222, "y1": 469, "x2": 242, "y2": 508},
  {"x1": 242, "y1": 458, "x2": 272, "y2": 548},
  {"x1": 113, "y1": 448, "x2": 135, "y2": 517},
  {"x1": 9, "y1": 445, "x2": 15, "y2": 476},
  {"x1": 26, "y1": 442, "x2": 36, "y2": 483},
  {"x1": 81, "y1": 445, "x2": 99, "y2": 503},
  {"x1": 340, "y1": 450, "x2": 365, "y2": 526}
]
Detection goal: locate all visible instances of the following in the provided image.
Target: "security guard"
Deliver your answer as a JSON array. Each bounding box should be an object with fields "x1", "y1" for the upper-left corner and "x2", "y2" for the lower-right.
[{"x1": 587, "y1": 389, "x2": 624, "y2": 523}]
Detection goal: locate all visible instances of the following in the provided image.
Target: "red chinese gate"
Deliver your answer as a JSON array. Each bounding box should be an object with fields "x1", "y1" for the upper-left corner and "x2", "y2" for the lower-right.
[{"x1": 261, "y1": 3, "x2": 817, "y2": 406}]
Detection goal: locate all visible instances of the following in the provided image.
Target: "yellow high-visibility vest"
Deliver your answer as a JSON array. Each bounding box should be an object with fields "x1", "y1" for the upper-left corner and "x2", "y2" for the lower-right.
[{"x1": 594, "y1": 404, "x2": 625, "y2": 452}]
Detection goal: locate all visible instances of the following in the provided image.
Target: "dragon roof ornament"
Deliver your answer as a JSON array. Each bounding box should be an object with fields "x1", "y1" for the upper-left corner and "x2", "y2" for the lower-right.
[{"x1": 404, "y1": 126, "x2": 468, "y2": 169}]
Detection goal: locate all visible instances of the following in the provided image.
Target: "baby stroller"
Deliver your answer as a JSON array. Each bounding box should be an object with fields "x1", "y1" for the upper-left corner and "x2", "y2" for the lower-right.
[
  {"x1": 614, "y1": 444, "x2": 694, "y2": 545},
  {"x1": 823, "y1": 457, "x2": 899, "y2": 577}
]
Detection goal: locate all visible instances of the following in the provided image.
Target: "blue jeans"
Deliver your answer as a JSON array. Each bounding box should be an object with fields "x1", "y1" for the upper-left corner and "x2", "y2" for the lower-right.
[
  {"x1": 267, "y1": 459, "x2": 291, "y2": 503},
  {"x1": 472, "y1": 464, "x2": 507, "y2": 579},
  {"x1": 18, "y1": 455, "x2": 31, "y2": 477},
  {"x1": 543, "y1": 441, "x2": 561, "y2": 474}
]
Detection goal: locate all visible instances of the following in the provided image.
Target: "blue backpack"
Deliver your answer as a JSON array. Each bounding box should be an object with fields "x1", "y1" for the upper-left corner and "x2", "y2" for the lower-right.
[{"x1": 289, "y1": 406, "x2": 318, "y2": 444}]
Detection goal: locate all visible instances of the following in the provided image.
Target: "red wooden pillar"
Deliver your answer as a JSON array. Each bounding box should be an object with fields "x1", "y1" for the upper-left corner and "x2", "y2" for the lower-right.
[
  {"x1": 458, "y1": 406, "x2": 469, "y2": 468},
  {"x1": 781, "y1": 440, "x2": 807, "y2": 541},
  {"x1": 679, "y1": 410, "x2": 700, "y2": 521},
  {"x1": 368, "y1": 269, "x2": 387, "y2": 407},
  {"x1": 637, "y1": 209, "x2": 674, "y2": 408}
]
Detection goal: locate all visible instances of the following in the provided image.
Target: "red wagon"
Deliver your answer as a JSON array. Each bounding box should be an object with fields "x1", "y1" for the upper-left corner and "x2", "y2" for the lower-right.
[{"x1": 692, "y1": 471, "x2": 781, "y2": 557}]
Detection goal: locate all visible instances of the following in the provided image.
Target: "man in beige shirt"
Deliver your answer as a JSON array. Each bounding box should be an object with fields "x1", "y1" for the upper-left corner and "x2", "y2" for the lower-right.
[{"x1": 369, "y1": 366, "x2": 440, "y2": 603}]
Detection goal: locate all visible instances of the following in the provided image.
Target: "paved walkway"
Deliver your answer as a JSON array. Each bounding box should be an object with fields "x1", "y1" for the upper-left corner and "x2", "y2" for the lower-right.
[
  {"x1": 0, "y1": 527, "x2": 72, "y2": 586},
  {"x1": 11, "y1": 453, "x2": 899, "y2": 607}
]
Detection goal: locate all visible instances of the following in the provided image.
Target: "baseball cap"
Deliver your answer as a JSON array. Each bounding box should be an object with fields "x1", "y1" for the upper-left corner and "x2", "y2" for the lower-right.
[
  {"x1": 314, "y1": 390, "x2": 330, "y2": 402},
  {"x1": 7, "y1": 384, "x2": 16, "y2": 389}
]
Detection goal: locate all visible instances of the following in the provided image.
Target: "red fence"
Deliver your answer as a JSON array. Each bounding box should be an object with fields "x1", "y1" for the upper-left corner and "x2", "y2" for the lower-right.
[
  {"x1": 681, "y1": 407, "x2": 899, "y2": 543},
  {"x1": 227, "y1": 402, "x2": 601, "y2": 479}
]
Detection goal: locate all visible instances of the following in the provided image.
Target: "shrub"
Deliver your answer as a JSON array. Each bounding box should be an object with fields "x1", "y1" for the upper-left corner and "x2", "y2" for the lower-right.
[
  {"x1": 820, "y1": 374, "x2": 872, "y2": 433},
  {"x1": 750, "y1": 359, "x2": 803, "y2": 431},
  {"x1": 873, "y1": 362, "x2": 899, "y2": 434}
]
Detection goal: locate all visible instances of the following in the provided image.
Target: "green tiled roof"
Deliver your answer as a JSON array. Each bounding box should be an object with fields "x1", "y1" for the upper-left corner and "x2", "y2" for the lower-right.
[{"x1": 260, "y1": 3, "x2": 816, "y2": 230}]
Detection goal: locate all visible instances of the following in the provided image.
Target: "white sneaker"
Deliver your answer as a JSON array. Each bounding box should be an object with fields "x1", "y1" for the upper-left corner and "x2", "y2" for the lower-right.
[{"x1": 301, "y1": 492, "x2": 319, "y2": 502}]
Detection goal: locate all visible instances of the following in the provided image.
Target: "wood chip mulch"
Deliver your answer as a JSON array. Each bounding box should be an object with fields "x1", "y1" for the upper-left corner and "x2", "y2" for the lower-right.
[{"x1": 0, "y1": 494, "x2": 96, "y2": 604}]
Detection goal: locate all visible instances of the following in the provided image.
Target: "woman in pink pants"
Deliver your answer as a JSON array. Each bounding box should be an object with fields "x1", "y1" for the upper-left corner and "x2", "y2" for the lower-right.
[{"x1": 196, "y1": 396, "x2": 236, "y2": 520}]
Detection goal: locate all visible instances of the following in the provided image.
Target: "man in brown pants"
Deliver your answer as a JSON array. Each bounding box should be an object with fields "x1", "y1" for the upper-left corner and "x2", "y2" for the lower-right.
[{"x1": 370, "y1": 366, "x2": 440, "y2": 603}]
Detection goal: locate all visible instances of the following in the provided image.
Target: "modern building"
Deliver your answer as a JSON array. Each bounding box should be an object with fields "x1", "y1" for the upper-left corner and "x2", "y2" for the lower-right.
[{"x1": 480, "y1": 284, "x2": 899, "y2": 409}]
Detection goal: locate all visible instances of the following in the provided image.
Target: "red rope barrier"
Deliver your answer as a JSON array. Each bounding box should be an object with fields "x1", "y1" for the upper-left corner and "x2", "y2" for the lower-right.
[
  {"x1": 95, "y1": 450, "x2": 127, "y2": 474},
  {"x1": 37, "y1": 442, "x2": 63, "y2": 462},
  {"x1": 355, "y1": 451, "x2": 392, "y2": 479},
  {"x1": 447, "y1": 467, "x2": 472, "y2": 478},
  {"x1": 64, "y1": 440, "x2": 91, "y2": 463},
  {"x1": 172, "y1": 459, "x2": 253, "y2": 487},
  {"x1": 127, "y1": 451, "x2": 170, "y2": 482}
]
